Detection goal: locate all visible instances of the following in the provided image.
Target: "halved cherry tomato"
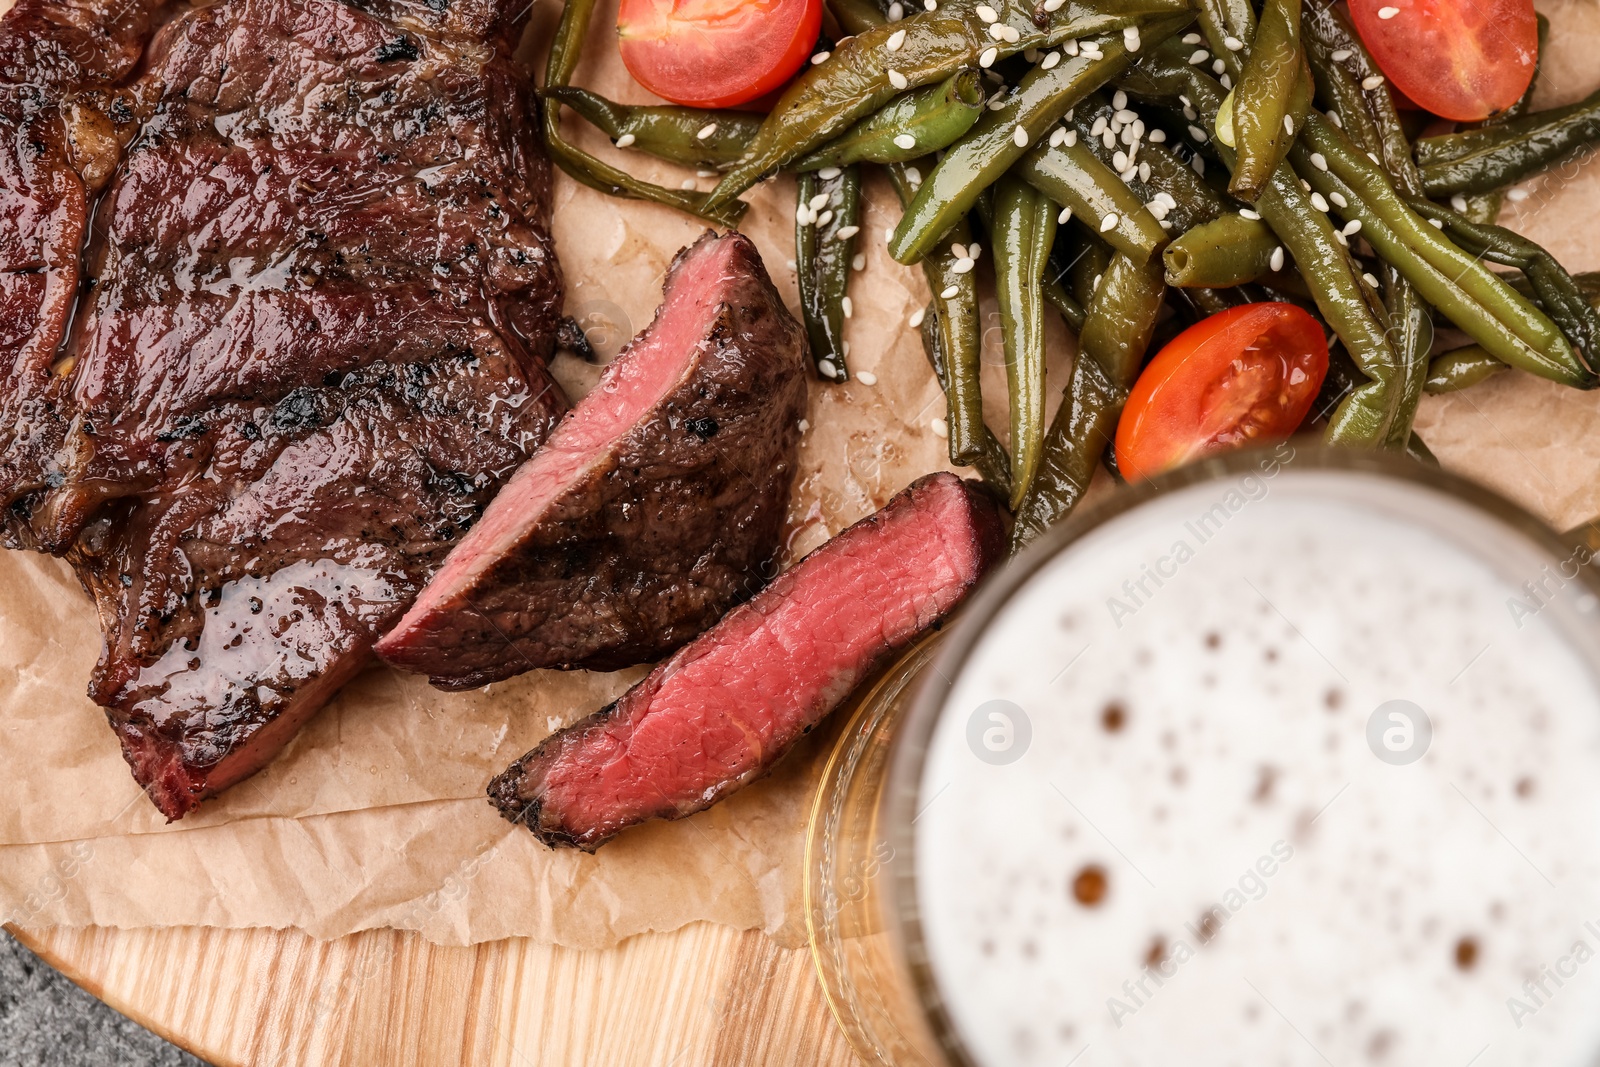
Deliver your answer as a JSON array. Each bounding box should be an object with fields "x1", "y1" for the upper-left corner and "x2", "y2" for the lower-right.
[
  {"x1": 617, "y1": 0, "x2": 824, "y2": 109},
  {"x1": 1115, "y1": 303, "x2": 1328, "y2": 482},
  {"x1": 1348, "y1": 0, "x2": 1537, "y2": 122}
]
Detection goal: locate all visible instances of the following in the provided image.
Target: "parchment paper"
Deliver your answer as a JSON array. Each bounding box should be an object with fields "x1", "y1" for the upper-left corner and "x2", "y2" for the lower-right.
[{"x1": 1, "y1": 0, "x2": 1598, "y2": 949}]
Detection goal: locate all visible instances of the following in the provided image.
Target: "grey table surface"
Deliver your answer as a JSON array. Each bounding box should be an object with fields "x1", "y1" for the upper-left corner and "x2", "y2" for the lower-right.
[{"x1": 0, "y1": 930, "x2": 211, "y2": 1067}]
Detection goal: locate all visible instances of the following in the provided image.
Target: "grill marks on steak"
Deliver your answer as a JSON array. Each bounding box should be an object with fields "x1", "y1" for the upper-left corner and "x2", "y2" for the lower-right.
[
  {"x1": 488, "y1": 473, "x2": 1009, "y2": 851},
  {"x1": 376, "y1": 232, "x2": 808, "y2": 689},
  {"x1": 0, "y1": 0, "x2": 567, "y2": 817}
]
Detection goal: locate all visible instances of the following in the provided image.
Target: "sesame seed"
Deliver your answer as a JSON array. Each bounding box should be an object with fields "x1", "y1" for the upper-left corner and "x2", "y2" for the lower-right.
[
  {"x1": 940, "y1": 284, "x2": 960, "y2": 299},
  {"x1": 1091, "y1": 116, "x2": 1108, "y2": 136},
  {"x1": 614, "y1": 133, "x2": 636, "y2": 148},
  {"x1": 1003, "y1": 25, "x2": 1021, "y2": 43},
  {"x1": 1043, "y1": 0, "x2": 1065, "y2": 9},
  {"x1": 1013, "y1": 126, "x2": 1029, "y2": 147},
  {"x1": 1239, "y1": 209, "x2": 1261, "y2": 220},
  {"x1": 887, "y1": 0, "x2": 904, "y2": 17},
  {"x1": 1103, "y1": 129, "x2": 1115, "y2": 149},
  {"x1": 1183, "y1": 105, "x2": 1197, "y2": 120},
  {"x1": 1058, "y1": 206, "x2": 1072, "y2": 224},
  {"x1": 1183, "y1": 32, "x2": 1202, "y2": 44},
  {"x1": 1224, "y1": 35, "x2": 1243, "y2": 50},
  {"x1": 1450, "y1": 194, "x2": 1469, "y2": 212},
  {"x1": 809, "y1": 192, "x2": 830, "y2": 210},
  {"x1": 1219, "y1": 73, "x2": 1232, "y2": 89},
  {"x1": 1124, "y1": 27, "x2": 1141, "y2": 51},
  {"x1": 989, "y1": 22, "x2": 1008, "y2": 39},
  {"x1": 1330, "y1": 48, "x2": 1352, "y2": 61},
  {"x1": 1092, "y1": 272, "x2": 1103, "y2": 291},
  {"x1": 851, "y1": 253, "x2": 866, "y2": 271},
  {"x1": 812, "y1": 52, "x2": 831, "y2": 65},
  {"x1": 888, "y1": 69, "x2": 909, "y2": 89},
  {"x1": 926, "y1": 0, "x2": 938, "y2": 8},
  {"x1": 1148, "y1": 128, "x2": 1166, "y2": 143},
  {"x1": 796, "y1": 206, "x2": 813, "y2": 225},
  {"x1": 1157, "y1": 192, "x2": 1177, "y2": 208},
  {"x1": 842, "y1": 296, "x2": 854, "y2": 318},
  {"x1": 1147, "y1": 199, "x2": 1168, "y2": 220},
  {"x1": 856, "y1": 370, "x2": 878, "y2": 385},
  {"x1": 1064, "y1": 129, "x2": 1078, "y2": 146},
  {"x1": 1366, "y1": 151, "x2": 1381, "y2": 164},
  {"x1": 894, "y1": 133, "x2": 917, "y2": 150},
  {"x1": 931, "y1": 417, "x2": 949, "y2": 438},
  {"x1": 1378, "y1": 5, "x2": 1399, "y2": 16},
  {"x1": 1507, "y1": 187, "x2": 1530, "y2": 202},
  {"x1": 976, "y1": 4, "x2": 998, "y2": 21},
  {"x1": 888, "y1": 29, "x2": 907, "y2": 50},
  {"x1": 952, "y1": 243, "x2": 969, "y2": 259},
  {"x1": 1190, "y1": 49, "x2": 1209, "y2": 65},
  {"x1": 1192, "y1": 154, "x2": 1205, "y2": 175},
  {"x1": 697, "y1": 122, "x2": 718, "y2": 140},
  {"x1": 1311, "y1": 152, "x2": 1328, "y2": 171},
  {"x1": 1100, "y1": 213, "x2": 1119, "y2": 232},
  {"x1": 1042, "y1": 51, "x2": 1061, "y2": 69},
  {"x1": 1283, "y1": 116, "x2": 1295, "y2": 135},
  {"x1": 1113, "y1": 150, "x2": 1129, "y2": 170},
  {"x1": 1329, "y1": 192, "x2": 1348, "y2": 208},
  {"x1": 1328, "y1": 109, "x2": 1343, "y2": 128},
  {"x1": 1342, "y1": 219, "x2": 1362, "y2": 236},
  {"x1": 816, "y1": 209, "x2": 834, "y2": 227},
  {"x1": 953, "y1": 257, "x2": 976, "y2": 273},
  {"x1": 969, "y1": 243, "x2": 983, "y2": 261},
  {"x1": 818, "y1": 358, "x2": 839, "y2": 379},
  {"x1": 1362, "y1": 74, "x2": 1385, "y2": 90},
  {"x1": 1138, "y1": 161, "x2": 1151, "y2": 182},
  {"x1": 1310, "y1": 191, "x2": 1329, "y2": 211},
  {"x1": 1062, "y1": 38, "x2": 1079, "y2": 55},
  {"x1": 1049, "y1": 127, "x2": 1067, "y2": 147},
  {"x1": 681, "y1": 178, "x2": 698, "y2": 190},
  {"x1": 1080, "y1": 44, "x2": 1102, "y2": 58},
  {"x1": 1269, "y1": 245, "x2": 1285, "y2": 272},
  {"x1": 1115, "y1": 108, "x2": 1138, "y2": 124},
  {"x1": 1428, "y1": 217, "x2": 1445, "y2": 228},
  {"x1": 1188, "y1": 124, "x2": 1208, "y2": 143},
  {"x1": 979, "y1": 47, "x2": 998, "y2": 67},
  {"x1": 909, "y1": 308, "x2": 926, "y2": 328},
  {"x1": 798, "y1": 419, "x2": 811, "y2": 432},
  {"x1": 905, "y1": 167, "x2": 922, "y2": 185},
  {"x1": 819, "y1": 166, "x2": 842, "y2": 180},
  {"x1": 1212, "y1": 58, "x2": 1226, "y2": 74},
  {"x1": 989, "y1": 96, "x2": 1008, "y2": 111}
]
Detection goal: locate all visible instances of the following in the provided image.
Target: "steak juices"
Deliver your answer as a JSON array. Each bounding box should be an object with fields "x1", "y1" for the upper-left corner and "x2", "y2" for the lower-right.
[{"x1": 868, "y1": 452, "x2": 1600, "y2": 1066}]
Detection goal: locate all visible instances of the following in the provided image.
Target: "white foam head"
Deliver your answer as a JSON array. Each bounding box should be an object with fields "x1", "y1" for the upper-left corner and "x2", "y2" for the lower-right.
[{"x1": 907, "y1": 452, "x2": 1600, "y2": 1067}]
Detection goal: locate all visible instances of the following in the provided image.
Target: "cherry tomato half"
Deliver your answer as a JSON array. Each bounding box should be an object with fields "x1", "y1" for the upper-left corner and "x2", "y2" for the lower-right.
[
  {"x1": 1348, "y1": 0, "x2": 1537, "y2": 122},
  {"x1": 1114, "y1": 303, "x2": 1328, "y2": 482},
  {"x1": 617, "y1": 0, "x2": 824, "y2": 109}
]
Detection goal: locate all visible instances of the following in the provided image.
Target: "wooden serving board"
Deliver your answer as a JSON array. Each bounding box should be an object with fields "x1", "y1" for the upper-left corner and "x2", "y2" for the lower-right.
[{"x1": 7, "y1": 921, "x2": 861, "y2": 1066}]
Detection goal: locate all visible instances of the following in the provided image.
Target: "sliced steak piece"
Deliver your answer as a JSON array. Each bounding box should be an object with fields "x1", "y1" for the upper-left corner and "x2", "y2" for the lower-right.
[
  {"x1": 0, "y1": 0, "x2": 566, "y2": 818},
  {"x1": 375, "y1": 231, "x2": 808, "y2": 689},
  {"x1": 487, "y1": 473, "x2": 1008, "y2": 851}
]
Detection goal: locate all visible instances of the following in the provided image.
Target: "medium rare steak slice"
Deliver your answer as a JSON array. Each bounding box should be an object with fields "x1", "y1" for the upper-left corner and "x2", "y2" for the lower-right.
[
  {"x1": 376, "y1": 232, "x2": 807, "y2": 688},
  {"x1": 0, "y1": 0, "x2": 566, "y2": 817},
  {"x1": 488, "y1": 473, "x2": 1008, "y2": 850}
]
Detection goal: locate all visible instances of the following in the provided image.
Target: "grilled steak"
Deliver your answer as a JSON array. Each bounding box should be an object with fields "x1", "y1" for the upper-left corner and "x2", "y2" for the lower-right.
[
  {"x1": 488, "y1": 473, "x2": 1008, "y2": 851},
  {"x1": 376, "y1": 232, "x2": 808, "y2": 689},
  {"x1": 0, "y1": 0, "x2": 566, "y2": 817}
]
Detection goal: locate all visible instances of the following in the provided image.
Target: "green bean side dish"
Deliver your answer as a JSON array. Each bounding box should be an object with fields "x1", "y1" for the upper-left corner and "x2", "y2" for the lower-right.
[{"x1": 542, "y1": 0, "x2": 1600, "y2": 550}]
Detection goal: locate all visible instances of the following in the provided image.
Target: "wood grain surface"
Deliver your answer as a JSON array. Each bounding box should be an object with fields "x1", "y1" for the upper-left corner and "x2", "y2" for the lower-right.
[{"x1": 8, "y1": 922, "x2": 860, "y2": 1067}]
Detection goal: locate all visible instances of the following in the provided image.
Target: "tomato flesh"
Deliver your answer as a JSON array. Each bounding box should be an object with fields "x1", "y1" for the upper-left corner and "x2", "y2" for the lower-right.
[
  {"x1": 1115, "y1": 303, "x2": 1328, "y2": 482},
  {"x1": 1348, "y1": 0, "x2": 1537, "y2": 121},
  {"x1": 618, "y1": 0, "x2": 823, "y2": 109}
]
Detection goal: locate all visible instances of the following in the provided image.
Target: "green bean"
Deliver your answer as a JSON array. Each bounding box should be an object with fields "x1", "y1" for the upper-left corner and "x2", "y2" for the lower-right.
[
  {"x1": 541, "y1": 0, "x2": 745, "y2": 228},
  {"x1": 1417, "y1": 84, "x2": 1600, "y2": 197},
  {"x1": 1012, "y1": 134, "x2": 1169, "y2": 264},
  {"x1": 889, "y1": 13, "x2": 1194, "y2": 263},
  {"x1": 795, "y1": 70, "x2": 986, "y2": 170},
  {"x1": 1163, "y1": 212, "x2": 1279, "y2": 286},
  {"x1": 541, "y1": 87, "x2": 762, "y2": 171},
  {"x1": 796, "y1": 168, "x2": 862, "y2": 382},
  {"x1": 1301, "y1": 0, "x2": 1423, "y2": 195},
  {"x1": 993, "y1": 174, "x2": 1058, "y2": 510},
  {"x1": 829, "y1": 0, "x2": 890, "y2": 37},
  {"x1": 1296, "y1": 117, "x2": 1591, "y2": 387},
  {"x1": 1044, "y1": 277, "x2": 1088, "y2": 332},
  {"x1": 1012, "y1": 253, "x2": 1164, "y2": 547},
  {"x1": 1407, "y1": 198, "x2": 1600, "y2": 378},
  {"x1": 1452, "y1": 14, "x2": 1548, "y2": 223},
  {"x1": 1426, "y1": 345, "x2": 1507, "y2": 394},
  {"x1": 706, "y1": 0, "x2": 1189, "y2": 211},
  {"x1": 920, "y1": 308, "x2": 1012, "y2": 496},
  {"x1": 1226, "y1": 0, "x2": 1309, "y2": 201},
  {"x1": 888, "y1": 163, "x2": 990, "y2": 472}
]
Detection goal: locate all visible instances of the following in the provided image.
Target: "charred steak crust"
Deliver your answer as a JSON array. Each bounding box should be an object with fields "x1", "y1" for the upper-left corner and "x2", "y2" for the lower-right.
[
  {"x1": 376, "y1": 232, "x2": 809, "y2": 689},
  {"x1": 487, "y1": 473, "x2": 1010, "y2": 852},
  {"x1": 0, "y1": 0, "x2": 566, "y2": 817}
]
